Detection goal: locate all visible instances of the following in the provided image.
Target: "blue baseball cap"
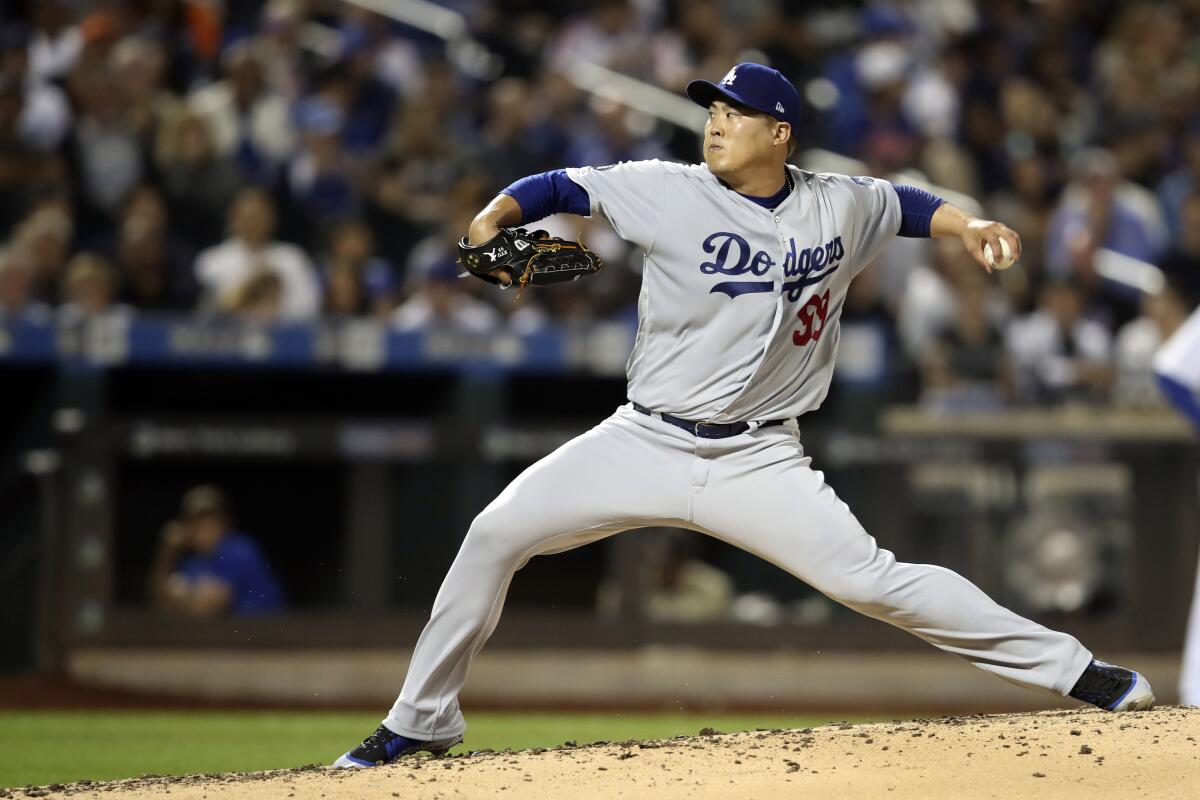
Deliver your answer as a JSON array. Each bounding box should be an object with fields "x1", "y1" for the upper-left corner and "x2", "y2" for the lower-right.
[{"x1": 686, "y1": 63, "x2": 802, "y2": 130}]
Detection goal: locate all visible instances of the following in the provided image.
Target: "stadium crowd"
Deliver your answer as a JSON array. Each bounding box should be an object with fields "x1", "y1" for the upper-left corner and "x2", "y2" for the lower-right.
[{"x1": 0, "y1": 0, "x2": 1198, "y2": 409}]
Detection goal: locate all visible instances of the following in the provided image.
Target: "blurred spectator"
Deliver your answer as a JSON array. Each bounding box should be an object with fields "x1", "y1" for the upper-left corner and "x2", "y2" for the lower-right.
[
  {"x1": 380, "y1": 112, "x2": 458, "y2": 227},
  {"x1": 1158, "y1": 125, "x2": 1200, "y2": 247},
  {"x1": 467, "y1": 1, "x2": 552, "y2": 82},
  {"x1": 379, "y1": 65, "x2": 474, "y2": 228},
  {"x1": 194, "y1": 187, "x2": 320, "y2": 319},
  {"x1": 324, "y1": 260, "x2": 368, "y2": 319},
  {"x1": 1007, "y1": 277, "x2": 1113, "y2": 404},
  {"x1": 1106, "y1": 110, "x2": 1167, "y2": 190},
  {"x1": 0, "y1": 74, "x2": 64, "y2": 236},
  {"x1": 187, "y1": 40, "x2": 295, "y2": 181},
  {"x1": 955, "y1": 29, "x2": 1011, "y2": 196},
  {"x1": 1095, "y1": 4, "x2": 1190, "y2": 147},
  {"x1": 651, "y1": 0, "x2": 740, "y2": 93},
  {"x1": 834, "y1": 262, "x2": 899, "y2": 411},
  {"x1": 342, "y1": 8, "x2": 424, "y2": 100},
  {"x1": 897, "y1": 240, "x2": 959, "y2": 362},
  {"x1": 564, "y1": 96, "x2": 668, "y2": 167},
  {"x1": 58, "y1": 251, "x2": 118, "y2": 319},
  {"x1": 1114, "y1": 282, "x2": 1195, "y2": 408},
  {"x1": 256, "y1": 0, "x2": 310, "y2": 102},
  {"x1": 548, "y1": 0, "x2": 652, "y2": 79},
  {"x1": 1046, "y1": 148, "x2": 1166, "y2": 273},
  {"x1": 921, "y1": 270, "x2": 1012, "y2": 411},
  {"x1": 0, "y1": 247, "x2": 50, "y2": 321},
  {"x1": 1045, "y1": 148, "x2": 1167, "y2": 324},
  {"x1": 403, "y1": 200, "x2": 483, "y2": 292},
  {"x1": 14, "y1": 203, "x2": 73, "y2": 304},
  {"x1": 479, "y1": 77, "x2": 564, "y2": 187},
  {"x1": 1000, "y1": 79, "x2": 1062, "y2": 177},
  {"x1": 904, "y1": 40, "x2": 965, "y2": 144},
  {"x1": 62, "y1": 62, "x2": 146, "y2": 234},
  {"x1": 498, "y1": 289, "x2": 551, "y2": 336},
  {"x1": 74, "y1": 8, "x2": 124, "y2": 76},
  {"x1": 321, "y1": 221, "x2": 397, "y2": 318},
  {"x1": 822, "y1": 7, "x2": 924, "y2": 166},
  {"x1": 987, "y1": 148, "x2": 1061, "y2": 288},
  {"x1": 27, "y1": 1, "x2": 82, "y2": 84},
  {"x1": 156, "y1": 111, "x2": 244, "y2": 248},
  {"x1": 853, "y1": 42, "x2": 921, "y2": 173},
  {"x1": 314, "y1": 44, "x2": 396, "y2": 157},
  {"x1": 284, "y1": 96, "x2": 358, "y2": 225},
  {"x1": 109, "y1": 36, "x2": 180, "y2": 156},
  {"x1": 1, "y1": 23, "x2": 71, "y2": 152},
  {"x1": 897, "y1": 237, "x2": 1008, "y2": 361},
  {"x1": 392, "y1": 257, "x2": 500, "y2": 334},
  {"x1": 149, "y1": 485, "x2": 285, "y2": 617},
  {"x1": 360, "y1": 154, "x2": 433, "y2": 270},
  {"x1": 1047, "y1": 150, "x2": 1166, "y2": 267},
  {"x1": 113, "y1": 194, "x2": 197, "y2": 312}
]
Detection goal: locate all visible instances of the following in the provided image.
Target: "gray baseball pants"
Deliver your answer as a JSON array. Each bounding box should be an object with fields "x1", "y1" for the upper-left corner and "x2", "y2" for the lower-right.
[{"x1": 384, "y1": 404, "x2": 1092, "y2": 738}]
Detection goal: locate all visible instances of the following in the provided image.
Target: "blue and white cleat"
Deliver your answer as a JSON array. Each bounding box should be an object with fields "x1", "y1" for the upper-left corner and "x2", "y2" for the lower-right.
[
  {"x1": 333, "y1": 724, "x2": 463, "y2": 768},
  {"x1": 1068, "y1": 659, "x2": 1156, "y2": 712}
]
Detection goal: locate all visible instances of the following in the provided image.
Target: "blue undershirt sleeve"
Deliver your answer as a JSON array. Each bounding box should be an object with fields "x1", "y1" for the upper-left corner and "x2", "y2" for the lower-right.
[
  {"x1": 1157, "y1": 372, "x2": 1200, "y2": 432},
  {"x1": 501, "y1": 169, "x2": 592, "y2": 223},
  {"x1": 894, "y1": 183, "x2": 946, "y2": 238}
]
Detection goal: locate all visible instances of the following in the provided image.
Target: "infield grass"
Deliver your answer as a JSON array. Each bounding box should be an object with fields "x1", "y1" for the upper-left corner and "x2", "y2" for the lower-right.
[{"x1": 0, "y1": 710, "x2": 891, "y2": 788}]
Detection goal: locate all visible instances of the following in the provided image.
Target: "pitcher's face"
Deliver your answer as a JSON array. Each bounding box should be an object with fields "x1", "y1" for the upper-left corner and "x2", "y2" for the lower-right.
[{"x1": 703, "y1": 100, "x2": 788, "y2": 176}]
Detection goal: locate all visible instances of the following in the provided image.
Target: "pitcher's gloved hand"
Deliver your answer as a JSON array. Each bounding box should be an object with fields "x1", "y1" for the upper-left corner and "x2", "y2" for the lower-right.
[{"x1": 457, "y1": 227, "x2": 603, "y2": 293}]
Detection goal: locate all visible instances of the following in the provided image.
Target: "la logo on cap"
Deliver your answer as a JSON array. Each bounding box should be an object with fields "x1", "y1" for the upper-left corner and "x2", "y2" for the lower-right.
[{"x1": 721, "y1": 66, "x2": 738, "y2": 85}]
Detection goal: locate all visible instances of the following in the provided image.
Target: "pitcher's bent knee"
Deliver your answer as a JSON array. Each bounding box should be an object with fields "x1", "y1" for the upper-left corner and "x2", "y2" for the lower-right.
[{"x1": 461, "y1": 506, "x2": 530, "y2": 562}]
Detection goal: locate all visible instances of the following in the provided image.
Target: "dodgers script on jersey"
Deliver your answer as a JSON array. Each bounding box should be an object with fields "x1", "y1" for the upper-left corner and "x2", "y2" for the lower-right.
[{"x1": 565, "y1": 160, "x2": 901, "y2": 422}]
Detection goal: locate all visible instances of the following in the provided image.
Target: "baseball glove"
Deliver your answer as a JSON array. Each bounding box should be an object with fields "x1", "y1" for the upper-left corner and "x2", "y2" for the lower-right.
[{"x1": 457, "y1": 228, "x2": 602, "y2": 293}]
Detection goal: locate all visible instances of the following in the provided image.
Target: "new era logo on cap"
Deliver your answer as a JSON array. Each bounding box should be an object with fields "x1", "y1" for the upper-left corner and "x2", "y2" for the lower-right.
[{"x1": 686, "y1": 62, "x2": 802, "y2": 130}]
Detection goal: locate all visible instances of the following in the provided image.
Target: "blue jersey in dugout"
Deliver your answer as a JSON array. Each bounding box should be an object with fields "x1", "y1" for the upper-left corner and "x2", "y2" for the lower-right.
[{"x1": 178, "y1": 532, "x2": 285, "y2": 614}]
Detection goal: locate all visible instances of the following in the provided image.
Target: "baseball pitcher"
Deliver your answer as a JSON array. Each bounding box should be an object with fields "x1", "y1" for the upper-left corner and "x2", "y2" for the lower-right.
[{"x1": 335, "y1": 63, "x2": 1154, "y2": 767}]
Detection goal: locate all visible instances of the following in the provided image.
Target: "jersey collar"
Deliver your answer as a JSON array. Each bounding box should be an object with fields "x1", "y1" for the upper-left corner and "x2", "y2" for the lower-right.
[
  {"x1": 704, "y1": 163, "x2": 802, "y2": 216},
  {"x1": 736, "y1": 170, "x2": 793, "y2": 209}
]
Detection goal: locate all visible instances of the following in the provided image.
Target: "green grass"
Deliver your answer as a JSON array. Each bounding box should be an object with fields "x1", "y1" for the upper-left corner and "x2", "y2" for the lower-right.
[{"x1": 0, "y1": 710, "x2": 886, "y2": 788}]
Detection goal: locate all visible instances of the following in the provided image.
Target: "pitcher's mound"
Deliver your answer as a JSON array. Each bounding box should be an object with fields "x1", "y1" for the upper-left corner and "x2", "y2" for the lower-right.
[{"x1": 21, "y1": 706, "x2": 1200, "y2": 799}]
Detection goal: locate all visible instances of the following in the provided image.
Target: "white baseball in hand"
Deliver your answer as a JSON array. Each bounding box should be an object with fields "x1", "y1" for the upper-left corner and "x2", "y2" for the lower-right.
[{"x1": 983, "y1": 238, "x2": 1015, "y2": 270}]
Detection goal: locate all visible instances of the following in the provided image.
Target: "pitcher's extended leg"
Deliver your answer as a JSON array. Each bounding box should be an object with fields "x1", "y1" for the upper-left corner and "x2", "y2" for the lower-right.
[
  {"x1": 385, "y1": 407, "x2": 691, "y2": 739},
  {"x1": 691, "y1": 431, "x2": 1092, "y2": 696}
]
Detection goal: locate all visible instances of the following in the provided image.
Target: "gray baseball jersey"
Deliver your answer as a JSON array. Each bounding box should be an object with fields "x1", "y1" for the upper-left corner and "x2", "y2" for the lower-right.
[{"x1": 565, "y1": 160, "x2": 901, "y2": 421}]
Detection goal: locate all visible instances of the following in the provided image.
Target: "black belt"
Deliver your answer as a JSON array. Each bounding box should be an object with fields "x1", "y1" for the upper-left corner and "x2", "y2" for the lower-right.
[{"x1": 632, "y1": 402, "x2": 788, "y2": 439}]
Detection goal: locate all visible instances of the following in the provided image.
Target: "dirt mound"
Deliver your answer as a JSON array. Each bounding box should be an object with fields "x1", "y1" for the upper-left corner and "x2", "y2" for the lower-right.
[{"x1": 11, "y1": 707, "x2": 1199, "y2": 799}]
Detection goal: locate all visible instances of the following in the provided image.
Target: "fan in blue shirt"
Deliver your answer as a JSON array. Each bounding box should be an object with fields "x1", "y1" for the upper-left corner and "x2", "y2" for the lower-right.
[{"x1": 152, "y1": 485, "x2": 285, "y2": 616}]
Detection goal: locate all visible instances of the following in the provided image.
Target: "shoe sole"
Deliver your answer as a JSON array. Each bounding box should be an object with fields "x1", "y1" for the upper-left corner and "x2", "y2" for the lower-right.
[
  {"x1": 1108, "y1": 672, "x2": 1156, "y2": 711},
  {"x1": 427, "y1": 735, "x2": 464, "y2": 757},
  {"x1": 333, "y1": 734, "x2": 463, "y2": 769}
]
